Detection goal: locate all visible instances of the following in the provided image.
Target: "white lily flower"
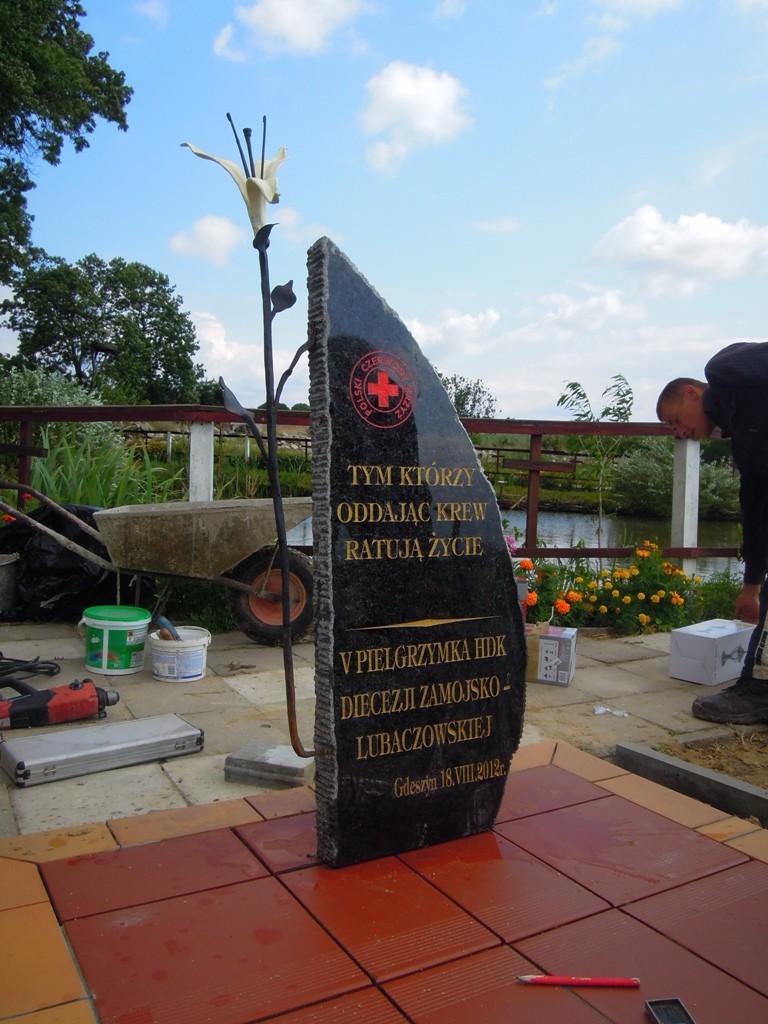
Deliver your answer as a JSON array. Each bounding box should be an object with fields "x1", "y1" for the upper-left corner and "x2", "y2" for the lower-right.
[{"x1": 182, "y1": 141, "x2": 288, "y2": 237}]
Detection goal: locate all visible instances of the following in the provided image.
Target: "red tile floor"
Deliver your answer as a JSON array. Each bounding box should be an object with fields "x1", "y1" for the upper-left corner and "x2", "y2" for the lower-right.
[{"x1": 1, "y1": 739, "x2": 767, "y2": 1024}]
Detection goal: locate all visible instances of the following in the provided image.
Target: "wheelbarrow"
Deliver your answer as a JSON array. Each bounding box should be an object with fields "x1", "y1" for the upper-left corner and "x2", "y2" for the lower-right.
[{"x1": 0, "y1": 481, "x2": 313, "y2": 645}]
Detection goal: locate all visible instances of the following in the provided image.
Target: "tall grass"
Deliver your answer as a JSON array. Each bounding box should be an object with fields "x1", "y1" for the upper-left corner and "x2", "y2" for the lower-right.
[{"x1": 30, "y1": 428, "x2": 186, "y2": 507}]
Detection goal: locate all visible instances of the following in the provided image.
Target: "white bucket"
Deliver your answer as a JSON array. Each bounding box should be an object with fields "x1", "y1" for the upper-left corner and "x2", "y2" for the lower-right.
[
  {"x1": 80, "y1": 605, "x2": 152, "y2": 675},
  {"x1": 148, "y1": 626, "x2": 211, "y2": 682}
]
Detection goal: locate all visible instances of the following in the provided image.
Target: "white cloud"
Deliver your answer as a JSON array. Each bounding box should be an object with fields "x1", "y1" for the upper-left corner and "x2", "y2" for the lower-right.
[
  {"x1": 544, "y1": 31, "x2": 623, "y2": 90},
  {"x1": 591, "y1": 0, "x2": 686, "y2": 17},
  {"x1": 733, "y1": 0, "x2": 768, "y2": 13},
  {"x1": 545, "y1": 0, "x2": 685, "y2": 91},
  {"x1": 408, "y1": 308, "x2": 501, "y2": 358},
  {"x1": 593, "y1": 204, "x2": 768, "y2": 295},
  {"x1": 192, "y1": 309, "x2": 310, "y2": 408},
  {"x1": 530, "y1": 286, "x2": 645, "y2": 333},
  {"x1": 169, "y1": 215, "x2": 248, "y2": 266},
  {"x1": 433, "y1": 0, "x2": 466, "y2": 18},
  {"x1": 234, "y1": 0, "x2": 363, "y2": 54},
  {"x1": 695, "y1": 147, "x2": 738, "y2": 186},
  {"x1": 471, "y1": 216, "x2": 519, "y2": 234},
  {"x1": 214, "y1": 24, "x2": 248, "y2": 62},
  {"x1": 361, "y1": 62, "x2": 471, "y2": 174},
  {"x1": 133, "y1": 0, "x2": 169, "y2": 27},
  {"x1": 274, "y1": 206, "x2": 333, "y2": 247}
]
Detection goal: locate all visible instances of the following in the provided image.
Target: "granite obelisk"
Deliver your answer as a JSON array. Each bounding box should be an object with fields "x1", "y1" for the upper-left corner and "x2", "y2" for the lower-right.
[{"x1": 308, "y1": 237, "x2": 526, "y2": 867}]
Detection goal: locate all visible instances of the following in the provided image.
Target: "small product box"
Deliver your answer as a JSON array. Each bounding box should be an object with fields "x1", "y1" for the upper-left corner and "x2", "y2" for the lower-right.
[
  {"x1": 526, "y1": 625, "x2": 577, "y2": 686},
  {"x1": 669, "y1": 618, "x2": 753, "y2": 686}
]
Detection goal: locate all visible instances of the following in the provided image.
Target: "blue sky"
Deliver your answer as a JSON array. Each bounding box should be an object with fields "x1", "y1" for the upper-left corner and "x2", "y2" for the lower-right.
[{"x1": 3, "y1": 0, "x2": 768, "y2": 420}]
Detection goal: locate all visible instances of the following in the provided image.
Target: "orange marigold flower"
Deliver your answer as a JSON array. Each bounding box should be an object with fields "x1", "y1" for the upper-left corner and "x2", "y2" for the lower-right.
[
  {"x1": 518, "y1": 558, "x2": 534, "y2": 571},
  {"x1": 525, "y1": 592, "x2": 538, "y2": 607},
  {"x1": 554, "y1": 598, "x2": 570, "y2": 615},
  {"x1": 636, "y1": 548, "x2": 650, "y2": 558}
]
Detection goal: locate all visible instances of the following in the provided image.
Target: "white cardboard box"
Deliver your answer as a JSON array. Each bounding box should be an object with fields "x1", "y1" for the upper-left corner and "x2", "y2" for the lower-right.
[
  {"x1": 669, "y1": 618, "x2": 753, "y2": 686},
  {"x1": 526, "y1": 626, "x2": 577, "y2": 686}
]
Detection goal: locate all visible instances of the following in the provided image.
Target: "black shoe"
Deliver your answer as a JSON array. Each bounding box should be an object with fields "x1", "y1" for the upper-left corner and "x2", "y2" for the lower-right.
[{"x1": 692, "y1": 677, "x2": 768, "y2": 724}]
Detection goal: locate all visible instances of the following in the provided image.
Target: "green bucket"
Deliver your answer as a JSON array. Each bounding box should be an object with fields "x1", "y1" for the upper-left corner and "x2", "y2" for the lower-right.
[{"x1": 80, "y1": 605, "x2": 152, "y2": 675}]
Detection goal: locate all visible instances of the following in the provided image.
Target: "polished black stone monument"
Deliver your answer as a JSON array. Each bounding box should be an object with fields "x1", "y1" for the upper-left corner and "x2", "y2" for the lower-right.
[{"x1": 308, "y1": 237, "x2": 526, "y2": 867}]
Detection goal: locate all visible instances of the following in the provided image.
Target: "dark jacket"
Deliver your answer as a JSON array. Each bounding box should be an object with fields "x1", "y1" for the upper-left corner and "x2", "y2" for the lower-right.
[{"x1": 704, "y1": 341, "x2": 768, "y2": 585}]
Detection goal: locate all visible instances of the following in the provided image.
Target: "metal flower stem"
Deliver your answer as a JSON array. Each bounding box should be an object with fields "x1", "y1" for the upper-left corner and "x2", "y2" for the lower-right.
[{"x1": 256, "y1": 239, "x2": 314, "y2": 759}]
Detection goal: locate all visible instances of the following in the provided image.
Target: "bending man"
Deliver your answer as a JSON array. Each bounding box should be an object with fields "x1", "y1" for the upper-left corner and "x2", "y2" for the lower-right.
[{"x1": 656, "y1": 340, "x2": 768, "y2": 724}]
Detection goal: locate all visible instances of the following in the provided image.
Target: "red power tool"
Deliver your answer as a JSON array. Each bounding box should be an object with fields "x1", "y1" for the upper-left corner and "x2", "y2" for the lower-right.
[{"x1": 0, "y1": 678, "x2": 119, "y2": 730}]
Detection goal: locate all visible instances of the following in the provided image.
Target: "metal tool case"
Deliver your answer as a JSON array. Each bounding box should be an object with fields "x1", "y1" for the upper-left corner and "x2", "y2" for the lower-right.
[{"x1": 0, "y1": 714, "x2": 204, "y2": 786}]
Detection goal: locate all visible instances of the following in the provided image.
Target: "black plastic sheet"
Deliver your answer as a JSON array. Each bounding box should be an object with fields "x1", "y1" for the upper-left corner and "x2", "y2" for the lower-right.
[{"x1": 0, "y1": 504, "x2": 151, "y2": 621}]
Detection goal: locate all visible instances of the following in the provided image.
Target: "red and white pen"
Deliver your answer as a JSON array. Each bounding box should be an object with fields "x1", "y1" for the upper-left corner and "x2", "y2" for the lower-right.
[{"x1": 518, "y1": 975, "x2": 640, "y2": 988}]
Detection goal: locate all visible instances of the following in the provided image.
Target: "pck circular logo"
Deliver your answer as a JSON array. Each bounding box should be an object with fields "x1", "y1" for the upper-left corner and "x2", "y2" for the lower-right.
[{"x1": 349, "y1": 350, "x2": 416, "y2": 429}]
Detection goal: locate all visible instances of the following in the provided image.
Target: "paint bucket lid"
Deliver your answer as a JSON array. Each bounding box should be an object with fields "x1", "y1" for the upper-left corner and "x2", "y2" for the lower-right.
[{"x1": 83, "y1": 605, "x2": 152, "y2": 624}]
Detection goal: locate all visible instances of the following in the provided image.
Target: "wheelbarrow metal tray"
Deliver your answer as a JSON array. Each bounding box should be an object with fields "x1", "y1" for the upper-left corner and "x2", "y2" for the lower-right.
[
  {"x1": 1, "y1": 714, "x2": 204, "y2": 787},
  {"x1": 94, "y1": 498, "x2": 312, "y2": 577}
]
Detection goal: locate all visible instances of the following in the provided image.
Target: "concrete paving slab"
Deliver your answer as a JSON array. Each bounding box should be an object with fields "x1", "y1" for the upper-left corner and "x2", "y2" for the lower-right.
[
  {"x1": 525, "y1": 682, "x2": 599, "y2": 708},
  {"x1": 612, "y1": 656, "x2": 690, "y2": 685},
  {"x1": 579, "y1": 636, "x2": 671, "y2": 664},
  {"x1": 1, "y1": 635, "x2": 87, "y2": 663},
  {"x1": 615, "y1": 689, "x2": 715, "y2": 734},
  {"x1": 160, "y1": 752, "x2": 274, "y2": 804},
  {"x1": 225, "y1": 741, "x2": 316, "y2": 786},
  {"x1": 0, "y1": 782, "x2": 16, "y2": 836},
  {"x1": 529, "y1": 702, "x2": 673, "y2": 755},
  {"x1": 225, "y1": 666, "x2": 316, "y2": 706},
  {"x1": 10, "y1": 761, "x2": 188, "y2": 833},
  {"x1": 564, "y1": 665, "x2": 679, "y2": 699},
  {"x1": 0, "y1": 622, "x2": 80, "y2": 643},
  {"x1": 115, "y1": 677, "x2": 246, "y2": 720},
  {"x1": 176, "y1": 705, "x2": 283, "y2": 756}
]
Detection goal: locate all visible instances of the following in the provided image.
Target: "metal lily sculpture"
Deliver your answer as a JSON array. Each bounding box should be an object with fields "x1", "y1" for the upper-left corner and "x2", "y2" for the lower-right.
[{"x1": 182, "y1": 115, "x2": 313, "y2": 757}]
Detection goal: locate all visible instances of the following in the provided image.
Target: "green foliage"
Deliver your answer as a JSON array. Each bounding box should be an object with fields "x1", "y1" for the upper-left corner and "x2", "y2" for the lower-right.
[
  {"x1": 3, "y1": 253, "x2": 204, "y2": 402},
  {"x1": 0, "y1": 365, "x2": 115, "y2": 451},
  {"x1": 163, "y1": 579, "x2": 234, "y2": 634},
  {"x1": 698, "y1": 460, "x2": 740, "y2": 518},
  {"x1": 0, "y1": 0, "x2": 132, "y2": 283},
  {"x1": 436, "y1": 372, "x2": 498, "y2": 418},
  {"x1": 610, "y1": 436, "x2": 673, "y2": 516},
  {"x1": 610, "y1": 436, "x2": 739, "y2": 518},
  {"x1": 694, "y1": 570, "x2": 742, "y2": 620},
  {"x1": 27, "y1": 428, "x2": 185, "y2": 507}
]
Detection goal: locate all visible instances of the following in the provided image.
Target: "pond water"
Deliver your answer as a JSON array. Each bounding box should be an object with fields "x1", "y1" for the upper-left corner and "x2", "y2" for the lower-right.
[
  {"x1": 501, "y1": 509, "x2": 741, "y2": 580},
  {"x1": 287, "y1": 510, "x2": 742, "y2": 580}
]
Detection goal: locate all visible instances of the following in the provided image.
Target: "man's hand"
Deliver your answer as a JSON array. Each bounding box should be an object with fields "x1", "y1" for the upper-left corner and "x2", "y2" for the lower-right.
[{"x1": 735, "y1": 583, "x2": 761, "y2": 624}]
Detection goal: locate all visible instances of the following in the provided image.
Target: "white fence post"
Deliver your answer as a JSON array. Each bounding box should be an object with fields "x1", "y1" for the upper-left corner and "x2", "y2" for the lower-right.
[
  {"x1": 671, "y1": 437, "x2": 700, "y2": 576},
  {"x1": 188, "y1": 422, "x2": 215, "y2": 501}
]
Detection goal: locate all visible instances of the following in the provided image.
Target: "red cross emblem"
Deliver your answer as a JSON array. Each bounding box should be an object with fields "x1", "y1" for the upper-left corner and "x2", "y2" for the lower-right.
[
  {"x1": 367, "y1": 371, "x2": 400, "y2": 409},
  {"x1": 349, "y1": 350, "x2": 416, "y2": 429}
]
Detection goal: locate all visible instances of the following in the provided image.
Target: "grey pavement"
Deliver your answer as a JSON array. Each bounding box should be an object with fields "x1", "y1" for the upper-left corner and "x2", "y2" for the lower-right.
[{"x1": 0, "y1": 621, "x2": 739, "y2": 838}]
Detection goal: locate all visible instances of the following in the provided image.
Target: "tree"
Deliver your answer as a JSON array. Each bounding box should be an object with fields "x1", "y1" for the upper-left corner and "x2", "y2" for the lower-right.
[
  {"x1": 557, "y1": 374, "x2": 634, "y2": 548},
  {"x1": 0, "y1": 1, "x2": 132, "y2": 282},
  {"x1": 436, "y1": 372, "x2": 498, "y2": 418},
  {"x1": 3, "y1": 252, "x2": 205, "y2": 402}
]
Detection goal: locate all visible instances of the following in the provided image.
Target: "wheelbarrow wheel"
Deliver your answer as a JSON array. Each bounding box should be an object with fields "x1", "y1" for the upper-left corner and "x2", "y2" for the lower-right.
[{"x1": 227, "y1": 547, "x2": 313, "y2": 645}]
